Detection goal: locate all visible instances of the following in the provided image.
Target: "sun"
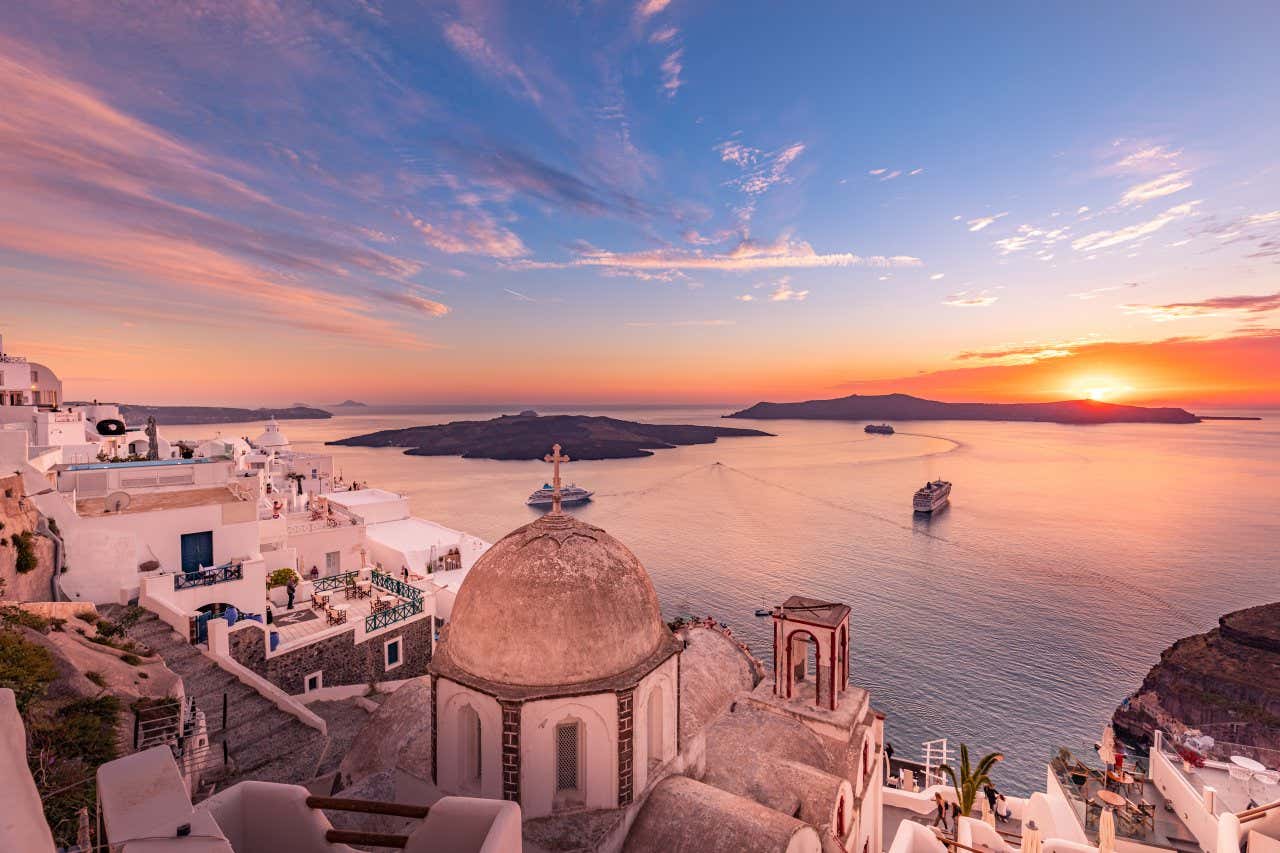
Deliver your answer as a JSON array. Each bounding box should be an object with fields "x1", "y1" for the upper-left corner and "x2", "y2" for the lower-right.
[{"x1": 1071, "y1": 376, "x2": 1134, "y2": 402}]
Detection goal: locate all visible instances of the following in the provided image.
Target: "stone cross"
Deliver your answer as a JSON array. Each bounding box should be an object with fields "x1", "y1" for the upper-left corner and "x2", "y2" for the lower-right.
[{"x1": 543, "y1": 443, "x2": 570, "y2": 513}]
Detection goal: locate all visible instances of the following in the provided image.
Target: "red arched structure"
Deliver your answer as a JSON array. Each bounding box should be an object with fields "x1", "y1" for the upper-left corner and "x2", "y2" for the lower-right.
[{"x1": 771, "y1": 597, "x2": 851, "y2": 712}]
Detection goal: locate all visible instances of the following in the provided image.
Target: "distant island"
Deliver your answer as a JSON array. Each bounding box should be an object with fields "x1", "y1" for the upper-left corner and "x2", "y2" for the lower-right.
[
  {"x1": 333, "y1": 399, "x2": 368, "y2": 407},
  {"x1": 1113, "y1": 602, "x2": 1280, "y2": 755},
  {"x1": 113, "y1": 404, "x2": 332, "y2": 426},
  {"x1": 726, "y1": 392, "x2": 1201, "y2": 425},
  {"x1": 329, "y1": 412, "x2": 773, "y2": 460}
]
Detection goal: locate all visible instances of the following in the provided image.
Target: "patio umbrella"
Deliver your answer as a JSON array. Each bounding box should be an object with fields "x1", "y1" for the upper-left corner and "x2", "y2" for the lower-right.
[
  {"x1": 1098, "y1": 808, "x2": 1116, "y2": 853},
  {"x1": 1020, "y1": 820, "x2": 1042, "y2": 853},
  {"x1": 1099, "y1": 725, "x2": 1117, "y2": 768}
]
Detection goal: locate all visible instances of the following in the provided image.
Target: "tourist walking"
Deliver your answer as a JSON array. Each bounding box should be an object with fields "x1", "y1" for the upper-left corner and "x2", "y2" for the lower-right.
[
  {"x1": 984, "y1": 784, "x2": 998, "y2": 816},
  {"x1": 932, "y1": 793, "x2": 950, "y2": 831},
  {"x1": 286, "y1": 575, "x2": 297, "y2": 610}
]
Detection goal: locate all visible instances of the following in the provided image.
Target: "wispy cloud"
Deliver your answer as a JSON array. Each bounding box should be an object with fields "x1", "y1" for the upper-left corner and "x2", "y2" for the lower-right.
[
  {"x1": 1112, "y1": 144, "x2": 1182, "y2": 173},
  {"x1": 442, "y1": 21, "x2": 541, "y2": 105},
  {"x1": 953, "y1": 335, "x2": 1101, "y2": 364},
  {"x1": 1072, "y1": 201, "x2": 1200, "y2": 252},
  {"x1": 723, "y1": 141, "x2": 806, "y2": 196},
  {"x1": 660, "y1": 48, "x2": 684, "y2": 97},
  {"x1": 1121, "y1": 170, "x2": 1192, "y2": 206},
  {"x1": 1123, "y1": 291, "x2": 1280, "y2": 321},
  {"x1": 967, "y1": 213, "x2": 1008, "y2": 232},
  {"x1": 650, "y1": 26, "x2": 679, "y2": 44},
  {"x1": 635, "y1": 0, "x2": 673, "y2": 20},
  {"x1": 1070, "y1": 283, "x2": 1139, "y2": 300},
  {"x1": 517, "y1": 233, "x2": 921, "y2": 273},
  {"x1": 929, "y1": 273, "x2": 946, "y2": 280},
  {"x1": 942, "y1": 290, "x2": 999, "y2": 307},
  {"x1": 769, "y1": 277, "x2": 809, "y2": 301},
  {"x1": 405, "y1": 209, "x2": 528, "y2": 259},
  {"x1": 993, "y1": 223, "x2": 1070, "y2": 255}
]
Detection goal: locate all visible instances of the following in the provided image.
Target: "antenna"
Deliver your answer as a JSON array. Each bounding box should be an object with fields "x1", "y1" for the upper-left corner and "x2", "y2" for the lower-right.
[{"x1": 104, "y1": 491, "x2": 132, "y2": 513}]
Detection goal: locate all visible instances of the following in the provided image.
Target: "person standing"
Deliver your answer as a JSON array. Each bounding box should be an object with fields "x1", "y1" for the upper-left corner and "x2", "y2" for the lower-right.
[
  {"x1": 984, "y1": 784, "x2": 998, "y2": 816},
  {"x1": 286, "y1": 574, "x2": 298, "y2": 610},
  {"x1": 932, "y1": 792, "x2": 949, "y2": 831}
]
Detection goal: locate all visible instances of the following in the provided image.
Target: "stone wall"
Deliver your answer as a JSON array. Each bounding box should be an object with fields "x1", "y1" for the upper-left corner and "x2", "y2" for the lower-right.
[{"x1": 229, "y1": 615, "x2": 433, "y2": 695}]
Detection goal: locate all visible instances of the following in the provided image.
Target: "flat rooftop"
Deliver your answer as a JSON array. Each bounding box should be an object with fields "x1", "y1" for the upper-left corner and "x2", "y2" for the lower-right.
[
  {"x1": 77, "y1": 486, "x2": 245, "y2": 516},
  {"x1": 61, "y1": 457, "x2": 216, "y2": 472},
  {"x1": 326, "y1": 488, "x2": 404, "y2": 507}
]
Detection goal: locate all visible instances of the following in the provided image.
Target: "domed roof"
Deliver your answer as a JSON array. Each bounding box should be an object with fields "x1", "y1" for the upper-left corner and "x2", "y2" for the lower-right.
[
  {"x1": 443, "y1": 512, "x2": 671, "y2": 689},
  {"x1": 254, "y1": 418, "x2": 289, "y2": 448}
]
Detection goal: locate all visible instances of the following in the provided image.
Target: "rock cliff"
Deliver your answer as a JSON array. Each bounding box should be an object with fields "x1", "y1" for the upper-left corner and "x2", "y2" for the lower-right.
[
  {"x1": 0, "y1": 474, "x2": 56, "y2": 601},
  {"x1": 1112, "y1": 602, "x2": 1280, "y2": 753}
]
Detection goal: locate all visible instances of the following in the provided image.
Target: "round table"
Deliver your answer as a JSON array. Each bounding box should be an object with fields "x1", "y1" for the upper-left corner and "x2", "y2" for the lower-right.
[
  {"x1": 1097, "y1": 790, "x2": 1126, "y2": 808},
  {"x1": 1107, "y1": 770, "x2": 1134, "y2": 786},
  {"x1": 1231, "y1": 755, "x2": 1267, "y2": 774}
]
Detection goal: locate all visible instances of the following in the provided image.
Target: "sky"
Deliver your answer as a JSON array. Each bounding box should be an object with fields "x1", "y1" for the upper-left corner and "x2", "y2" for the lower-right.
[{"x1": 1, "y1": 1, "x2": 1278, "y2": 408}]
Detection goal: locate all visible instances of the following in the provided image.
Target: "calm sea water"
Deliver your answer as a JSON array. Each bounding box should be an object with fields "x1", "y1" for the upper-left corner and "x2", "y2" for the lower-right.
[{"x1": 198, "y1": 407, "x2": 1279, "y2": 792}]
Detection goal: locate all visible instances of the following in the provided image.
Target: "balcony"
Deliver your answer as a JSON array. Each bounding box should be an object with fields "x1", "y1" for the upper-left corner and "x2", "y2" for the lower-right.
[{"x1": 173, "y1": 562, "x2": 244, "y2": 590}]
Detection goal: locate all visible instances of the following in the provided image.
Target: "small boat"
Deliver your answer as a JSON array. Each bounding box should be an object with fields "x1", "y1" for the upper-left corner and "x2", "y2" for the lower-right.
[
  {"x1": 526, "y1": 483, "x2": 594, "y2": 507},
  {"x1": 865, "y1": 424, "x2": 895, "y2": 435},
  {"x1": 913, "y1": 479, "x2": 951, "y2": 513}
]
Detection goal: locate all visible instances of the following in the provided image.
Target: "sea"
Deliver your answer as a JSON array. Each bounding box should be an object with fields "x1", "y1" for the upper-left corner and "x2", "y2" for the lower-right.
[{"x1": 194, "y1": 406, "x2": 1279, "y2": 793}]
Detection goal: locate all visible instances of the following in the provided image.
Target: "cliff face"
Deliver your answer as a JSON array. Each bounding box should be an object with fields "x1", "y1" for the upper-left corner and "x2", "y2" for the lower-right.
[
  {"x1": 0, "y1": 474, "x2": 56, "y2": 602},
  {"x1": 1112, "y1": 602, "x2": 1280, "y2": 752}
]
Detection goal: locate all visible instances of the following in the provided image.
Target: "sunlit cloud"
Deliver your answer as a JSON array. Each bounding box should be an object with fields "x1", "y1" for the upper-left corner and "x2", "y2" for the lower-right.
[
  {"x1": 967, "y1": 213, "x2": 1008, "y2": 232},
  {"x1": 625, "y1": 319, "x2": 734, "y2": 327},
  {"x1": 722, "y1": 141, "x2": 805, "y2": 196},
  {"x1": 1123, "y1": 291, "x2": 1280, "y2": 321},
  {"x1": 942, "y1": 290, "x2": 999, "y2": 307},
  {"x1": 1121, "y1": 170, "x2": 1192, "y2": 206},
  {"x1": 930, "y1": 273, "x2": 946, "y2": 280},
  {"x1": 517, "y1": 233, "x2": 921, "y2": 273},
  {"x1": 660, "y1": 48, "x2": 684, "y2": 97},
  {"x1": 650, "y1": 26, "x2": 679, "y2": 44},
  {"x1": 405, "y1": 210, "x2": 528, "y2": 259},
  {"x1": 767, "y1": 276, "x2": 809, "y2": 302},
  {"x1": 635, "y1": 0, "x2": 673, "y2": 20},
  {"x1": 994, "y1": 223, "x2": 1070, "y2": 255},
  {"x1": 1070, "y1": 283, "x2": 1139, "y2": 300},
  {"x1": 1072, "y1": 201, "x2": 1200, "y2": 252}
]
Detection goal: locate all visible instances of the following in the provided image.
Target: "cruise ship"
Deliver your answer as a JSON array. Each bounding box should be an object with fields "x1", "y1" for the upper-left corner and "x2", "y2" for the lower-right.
[
  {"x1": 912, "y1": 479, "x2": 951, "y2": 513},
  {"x1": 526, "y1": 482, "x2": 594, "y2": 507},
  {"x1": 864, "y1": 424, "x2": 894, "y2": 435}
]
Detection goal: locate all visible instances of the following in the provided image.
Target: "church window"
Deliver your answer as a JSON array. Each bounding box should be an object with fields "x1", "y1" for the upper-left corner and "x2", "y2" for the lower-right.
[
  {"x1": 460, "y1": 705, "x2": 482, "y2": 787},
  {"x1": 555, "y1": 721, "x2": 581, "y2": 792}
]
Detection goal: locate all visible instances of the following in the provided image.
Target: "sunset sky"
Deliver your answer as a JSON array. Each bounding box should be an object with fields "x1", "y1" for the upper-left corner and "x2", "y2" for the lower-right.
[{"x1": 1, "y1": 2, "x2": 1277, "y2": 408}]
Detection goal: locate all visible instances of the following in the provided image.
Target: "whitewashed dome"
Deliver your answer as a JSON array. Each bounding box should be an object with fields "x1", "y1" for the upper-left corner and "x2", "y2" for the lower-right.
[
  {"x1": 444, "y1": 512, "x2": 670, "y2": 688},
  {"x1": 254, "y1": 418, "x2": 290, "y2": 449}
]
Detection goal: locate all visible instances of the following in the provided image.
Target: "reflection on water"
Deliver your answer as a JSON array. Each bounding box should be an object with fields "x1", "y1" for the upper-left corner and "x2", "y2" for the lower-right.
[{"x1": 193, "y1": 407, "x2": 1280, "y2": 792}]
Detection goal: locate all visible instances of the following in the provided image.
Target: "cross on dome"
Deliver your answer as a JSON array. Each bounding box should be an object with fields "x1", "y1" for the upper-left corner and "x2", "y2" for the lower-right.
[{"x1": 542, "y1": 443, "x2": 570, "y2": 514}]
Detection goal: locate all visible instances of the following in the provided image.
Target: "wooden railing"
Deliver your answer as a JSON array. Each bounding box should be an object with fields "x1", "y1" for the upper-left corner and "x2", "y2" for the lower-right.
[
  {"x1": 1239, "y1": 798, "x2": 1280, "y2": 823},
  {"x1": 305, "y1": 796, "x2": 429, "y2": 849}
]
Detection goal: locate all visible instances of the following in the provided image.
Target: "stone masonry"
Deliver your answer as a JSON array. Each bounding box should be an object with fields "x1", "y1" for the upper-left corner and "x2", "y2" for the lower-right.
[
  {"x1": 617, "y1": 687, "x2": 635, "y2": 806},
  {"x1": 500, "y1": 699, "x2": 521, "y2": 802}
]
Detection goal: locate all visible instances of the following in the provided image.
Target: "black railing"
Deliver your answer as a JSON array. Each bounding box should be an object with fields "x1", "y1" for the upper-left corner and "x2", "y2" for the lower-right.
[
  {"x1": 174, "y1": 563, "x2": 243, "y2": 590},
  {"x1": 313, "y1": 570, "x2": 358, "y2": 592},
  {"x1": 365, "y1": 598, "x2": 423, "y2": 633},
  {"x1": 371, "y1": 571, "x2": 422, "y2": 601}
]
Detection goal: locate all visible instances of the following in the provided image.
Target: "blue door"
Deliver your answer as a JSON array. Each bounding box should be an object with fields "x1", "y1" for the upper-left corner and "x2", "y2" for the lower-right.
[{"x1": 180, "y1": 531, "x2": 214, "y2": 574}]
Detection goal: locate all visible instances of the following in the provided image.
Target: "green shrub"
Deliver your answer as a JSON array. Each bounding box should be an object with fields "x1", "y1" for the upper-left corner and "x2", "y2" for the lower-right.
[
  {"x1": 0, "y1": 630, "x2": 58, "y2": 713},
  {"x1": 120, "y1": 653, "x2": 142, "y2": 666},
  {"x1": 85, "y1": 671, "x2": 107, "y2": 688},
  {"x1": 14, "y1": 531, "x2": 38, "y2": 573},
  {"x1": 0, "y1": 606, "x2": 51, "y2": 633},
  {"x1": 28, "y1": 695, "x2": 121, "y2": 847},
  {"x1": 266, "y1": 567, "x2": 299, "y2": 589}
]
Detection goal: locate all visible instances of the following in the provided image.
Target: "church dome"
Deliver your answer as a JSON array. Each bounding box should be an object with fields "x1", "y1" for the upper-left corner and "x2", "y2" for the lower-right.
[
  {"x1": 445, "y1": 512, "x2": 670, "y2": 688},
  {"x1": 253, "y1": 418, "x2": 289, "y2": 449}
]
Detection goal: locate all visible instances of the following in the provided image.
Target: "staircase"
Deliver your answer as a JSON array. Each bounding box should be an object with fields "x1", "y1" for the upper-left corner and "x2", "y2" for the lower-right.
[{"x1": 107, "y1": 606, "x2": 330, "y2": 794}]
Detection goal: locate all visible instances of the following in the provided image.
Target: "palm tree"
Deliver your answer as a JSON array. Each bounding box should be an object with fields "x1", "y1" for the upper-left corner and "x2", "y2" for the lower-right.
[{"x1": 940, "y1": 744, "x2": 1005, "y2": 818}]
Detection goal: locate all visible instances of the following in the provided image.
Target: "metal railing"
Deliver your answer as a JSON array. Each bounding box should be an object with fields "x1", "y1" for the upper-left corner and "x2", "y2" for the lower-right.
[
  {"x1": 174, "y1": 562, "x2": 243, "y2": 590},
  {"x1": 312, "y1": 570, "x2": 359, "y2": 592},
  {"x1": 365, "y1": 598, "x2": 423, "y2": 633},
  {"x1": 372, "y1": 571, "x2": 422, "y2": 601}
]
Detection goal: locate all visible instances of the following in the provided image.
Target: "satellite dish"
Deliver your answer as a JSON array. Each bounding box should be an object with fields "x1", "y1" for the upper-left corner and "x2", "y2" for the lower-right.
[{"x1": 105, "y1": 491, "x2": 132, "y2": 513}]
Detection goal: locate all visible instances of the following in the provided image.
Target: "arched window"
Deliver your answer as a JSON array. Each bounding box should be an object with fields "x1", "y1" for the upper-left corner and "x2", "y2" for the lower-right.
[
  {"x1": 555, "y1": 720, "x2": 582, "y2": 794},
  {"x1": 460, "y1": 705, "x2": 482, "y2": 790},
  {"x1": 646, "y1": 688, "x2": 664, "y2": 767},
  {"x1": 836, "y1": 794, "x2": 847, "y2": 837},
  {"x1": 862, "y1": 740, "x2": 870, "y2": 777}
]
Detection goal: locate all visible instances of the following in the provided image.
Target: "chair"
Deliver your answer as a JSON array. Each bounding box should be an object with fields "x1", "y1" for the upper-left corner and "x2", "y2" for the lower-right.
[
  {"x1": 311, "y1": 593, "x2": 325, "y2": 610},
  {"x1": 1123, "y1": 797, "x2": 1153, "y2": 833}
]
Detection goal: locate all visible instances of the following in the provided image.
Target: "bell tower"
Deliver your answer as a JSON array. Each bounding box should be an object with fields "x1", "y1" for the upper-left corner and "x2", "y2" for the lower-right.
[{"x1": 771, "y1": 596, "x2": 851, "y2": 712}]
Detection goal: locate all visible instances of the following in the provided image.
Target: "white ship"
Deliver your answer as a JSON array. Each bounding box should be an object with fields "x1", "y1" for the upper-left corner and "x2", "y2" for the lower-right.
[
  {"x1": 526, "y1": 482, "x2": 594, "y2": 507},
  {"x1": 912, "y1": 479, "x2": 951, "y2": 513}
]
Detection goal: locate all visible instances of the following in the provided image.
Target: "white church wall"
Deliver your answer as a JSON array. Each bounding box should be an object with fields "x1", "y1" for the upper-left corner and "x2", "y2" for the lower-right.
[
  {"x1": 520, "y1": 693, "x2": 618, "y2": 819},
  {"x1": 436, "y1": 680, "x2": 504, "y2": 801},
  {"x1": 633, "y1": 656, "x2": 678, "y2": 795}
]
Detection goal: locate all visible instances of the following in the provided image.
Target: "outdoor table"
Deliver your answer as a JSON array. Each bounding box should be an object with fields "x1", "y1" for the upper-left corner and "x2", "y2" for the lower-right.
[
  {"x1": 1096, "y1": 790, "x2": 1126, "y2": 808},
  {"x1": 1231, "y1": 756, "x2": 1267, "y2": 774},
  {"x1": 1107, "y1": 770, "x2": 1135, "y2": 790}
]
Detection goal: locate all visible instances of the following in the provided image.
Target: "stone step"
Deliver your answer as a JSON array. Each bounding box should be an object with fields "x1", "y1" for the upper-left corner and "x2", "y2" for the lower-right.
[
  {"x1": 217, "y1": 693, "x2": 277, "y2": 733},
  {"x1": 182, "y1": 668, "x2": 240, "y2": 700},
  {"x1": 231, "y1": 722, "x2": 327, "y2": 781},
  {"x1": 231, "y1": 734, "x2": 327, "y2": 786}
]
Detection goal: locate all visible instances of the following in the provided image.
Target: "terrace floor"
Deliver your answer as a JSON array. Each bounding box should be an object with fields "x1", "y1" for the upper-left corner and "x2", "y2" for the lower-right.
[{"x1": 271, "y1": 585, "x2": 409, "y2": 647}]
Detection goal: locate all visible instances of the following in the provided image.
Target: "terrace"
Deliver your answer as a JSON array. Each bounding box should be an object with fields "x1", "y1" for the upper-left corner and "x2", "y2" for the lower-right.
[{"x1": 271, "y1": 570, "x2": 427, "y2": 649}]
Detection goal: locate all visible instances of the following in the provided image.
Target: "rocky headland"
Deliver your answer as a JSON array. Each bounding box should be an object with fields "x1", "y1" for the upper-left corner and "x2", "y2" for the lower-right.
[
  {"x1": 114, "y1": 404, "x2": 332, "y2": 426},
  {"x1": 1112, "y1": 602, "x2": 1280, "y2": 753},
  {"x1": 329, "y1": 412, "x2": 773, "y2": 460},
  {"x1": 727, "y1": 392, "x2": 1202, "y2": 425}
]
